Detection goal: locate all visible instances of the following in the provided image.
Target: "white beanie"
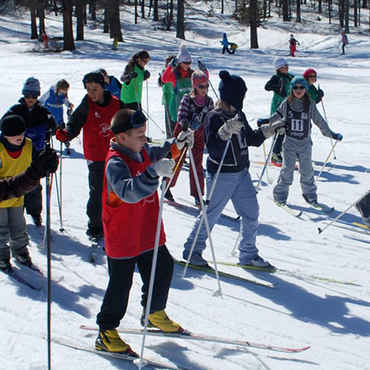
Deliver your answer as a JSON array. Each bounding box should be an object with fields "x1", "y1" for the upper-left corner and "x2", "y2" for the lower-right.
[
  {"x1": 273, "y1": 57, "x2": 288, "y2": 71},
  {"x1": 177, "y1": 44, "x2": 192, "y2": 63}
]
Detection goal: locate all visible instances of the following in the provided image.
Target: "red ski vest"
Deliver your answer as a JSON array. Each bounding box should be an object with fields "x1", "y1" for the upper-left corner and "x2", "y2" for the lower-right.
[
  {"x1": 102, "y1": 148, "x2": 166, "y2": 258},
  {"x1": 82, "y1": 96, "x2": 120, "y2": 161}
]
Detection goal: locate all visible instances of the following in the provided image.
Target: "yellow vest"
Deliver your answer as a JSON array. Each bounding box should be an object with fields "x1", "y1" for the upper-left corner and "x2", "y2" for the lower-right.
[{"x1": 0, "y1": 138, "x2": 33, "y2": 208}]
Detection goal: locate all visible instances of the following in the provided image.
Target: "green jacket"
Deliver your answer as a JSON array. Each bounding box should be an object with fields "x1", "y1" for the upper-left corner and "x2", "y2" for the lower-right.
[
  {"x1": 265, "y1": 72, "x2": 294, "y2": 114},
  {"x1": 120, "y1": 64, "x2": 145, "y2": 104},
  {"x1": 169, "y1": 77, "x2": 192, "y2": 122}
]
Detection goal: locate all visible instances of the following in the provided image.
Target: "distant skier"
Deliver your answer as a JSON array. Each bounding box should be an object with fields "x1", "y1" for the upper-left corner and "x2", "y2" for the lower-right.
[
  {"x1": 229, "y1": 42, "x2": 238, "y2": 54},
  {"x1": 221, "y1": 33, "x2": 232, "y2": 54},
  {"x1": 341, "y1": 31, "x2": 349, "y2": 55},
  {"x1": 289, "y1": 34, "x2": 300, "y2": 57}
]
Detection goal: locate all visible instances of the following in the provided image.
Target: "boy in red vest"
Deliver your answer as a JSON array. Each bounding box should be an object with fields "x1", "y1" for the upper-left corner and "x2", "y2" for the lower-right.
[
  {"x1": 95, "y1": 108, "x2": 193, "y2": 354},
  {"x1": 56, "y1": 72, "x2": 125, "y2": 240}
]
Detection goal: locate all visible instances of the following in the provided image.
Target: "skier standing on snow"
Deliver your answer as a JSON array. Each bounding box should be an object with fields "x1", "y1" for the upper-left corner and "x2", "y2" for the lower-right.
[
  {"x1": 264, "y1": 57, "x2": 294, "y2": 166},
  {"x1": 98, "y1": 68, "x2": 122, "y2": 100},
  {"x1": 183, "y1": 70, "x2": 285, "y2": 268},
  {"x1": 289, "y1": 34, "x2": 300, "y2": 57},
  {"x1": 263, "y1": 76, "x2": 343, "y2": 207},
  {"x1": 120, "y1": 50, "x2": 151, "y2": 110},
  {"x1": 341, "y1": 31, "x2": 349, "y2": 55},
  {"x1": 0, "y1": 116, "x2": 42, "y2": 272},
  {"x1": 56, "y1": 72, "x2": 124, "y2": 241},
  {"x1": 39, "y1": 79, "x2": 74, "y2": 153},
  {"x1": 2, "y1": 77, "x2": 57, "y2": 227},
  {"x1": 167, "y1": 71, "x2": 214, "y2": 207},
  {"x1": 221, "y1": 33, "x2": 232, "y2": 54},
  {"x1": 95, "y1": 108, "x2": 193, "y2": 354},
  {"x1": 303, "y1": 69, "x2": 324, "y2": 104}
]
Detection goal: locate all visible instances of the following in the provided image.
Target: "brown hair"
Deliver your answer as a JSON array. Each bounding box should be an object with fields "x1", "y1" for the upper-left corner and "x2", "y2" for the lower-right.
[
  {"x1": 56, "y1": 79, "x2": 70, "y2": 105},
  {"x1": 288, "y1": 89, "x2": 311, "y2": 110}
]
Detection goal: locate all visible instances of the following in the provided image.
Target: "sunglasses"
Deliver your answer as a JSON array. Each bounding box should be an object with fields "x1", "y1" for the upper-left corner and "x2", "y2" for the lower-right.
[
  {"x1": 292, "y1": 85, "x2": 305, "y2": 90},
  {"x1": 24, "y1": 94, "x2": 38, "y2": 99},
  {"x1": 308, "y1": 75, "x2": 317, "y2": 78},
  {"x1": 198, "y1": 84, "x2": 209, "y2": 89},
  {"x1": 182, "y1": 61, "x2": 192, "y2": 65}
]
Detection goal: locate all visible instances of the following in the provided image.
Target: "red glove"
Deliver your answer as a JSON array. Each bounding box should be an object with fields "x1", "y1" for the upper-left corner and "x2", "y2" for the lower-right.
[{"x1": 56, "y1": 128, "x2": 68, "y2": 143}]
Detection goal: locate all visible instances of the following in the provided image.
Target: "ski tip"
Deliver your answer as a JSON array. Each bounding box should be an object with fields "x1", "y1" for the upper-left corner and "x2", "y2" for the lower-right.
[{"x1": 318, "y1": 227, "x2": 323, "y2": 234}]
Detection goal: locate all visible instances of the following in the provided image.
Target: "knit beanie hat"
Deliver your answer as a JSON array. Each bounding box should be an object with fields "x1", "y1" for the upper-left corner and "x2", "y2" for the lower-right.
[
  {"x1": 22, "y1": 77, "x2": 41, "y2": 97},
  {"x1": 111, "y1": 109, "x2": 147, "y2": 134},
  {"x1": 0, "y1": 115, "x2": 26, "y2": 137},
  {"x1": 191, "y1": 71, "x2": 208, "y2": 88},
  {"x1": 82, "y1": 72, "x2": 105, "y2": 88},
  {"x1": 218, "y1": 70, "x2": 247, "y2": 111},
  {"x1": 273, "y1": 57, "x2": 288, "y2": 71},
  {"x1": 177, "y1": 44, "x2": 192, "y2": 63},
  {"x1": 303, "y1": 68, "x2": 317, "y2": 81},
  {"x1": 290, "y1": 76, "x2": 309, "y2": 91}
]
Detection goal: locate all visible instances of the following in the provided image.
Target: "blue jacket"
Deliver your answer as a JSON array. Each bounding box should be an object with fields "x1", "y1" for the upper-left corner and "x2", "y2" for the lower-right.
[
  {"x1": 205, "y1": 107, "x2": 265, "y2": 174},
  {"x1": 39, "y1": 85, "x2": 70, "y2": 125},
  {"x1": 105, "y1": 76, "x2": 122, "y2": 100}
]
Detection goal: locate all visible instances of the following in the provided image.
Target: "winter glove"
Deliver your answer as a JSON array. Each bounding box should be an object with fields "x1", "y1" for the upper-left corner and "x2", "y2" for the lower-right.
[
  {"x1": 148, "y1": 158, "x2": 175, "y2": 178},
  {"x1": 278, "y1": 78, "x2": 285, "y2": 96},
  {"x1": 169, "y1": 58, "x2": 179, "y2": 69},
  {"x1": 158, "y1": 73, "x2": 164, "y2": 86},
  {"x1": 331, "y1": 132, "x2": 343, "y2": 141},
  {"x1": 129, "y1": 71, "x2": 138, "y2": 80},
  {"x1": 30, "y1": 148, "x2": 59, "y2": 178},
  {"x1": 198, "y1": 60, "x2": 207, "y2": 72},
  {"x1": 317, "y1": 88, "x2": 324, "y2": 102},
  {"x1": 261, "y1": 121, "x2": 287, "y2": 139},
  {"x1": 144, "y1": 70, "x2": 151, "y2": 80},
  {"x1": 218, "y1": 118, "x2": 243, "y2": 141},
  {"x1": 257, "y1": 118, "x2": 270, "y2": 127},
  {"x1": 176, "y1": 129, "x2": 194, "y2": 150},
  {"x1": 56, "y1": 128, "x2": 68, "y2": 143}
]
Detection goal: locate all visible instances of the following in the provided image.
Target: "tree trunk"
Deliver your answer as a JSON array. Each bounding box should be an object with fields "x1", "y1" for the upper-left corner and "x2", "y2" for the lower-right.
[
  {"x1": 153, "y1": 0, "x2": 158, "y2": 21},
  {"x1": 250, "y1": 0, "x2": 259, "y2": 48},
  {"x1": 37, "y1": 6, "x2": 46, "y2": 35},
  {"x1": 135, "y1": 0, "x2": 138, "y2": 24},
  {"x1": 297, "y1": 0, "x2": 301, "y2": 22},
  {"x1": 76, "y1": 0, "x2": 84, "y2": 40},
  {"x1": 176, "y1": 0, "x2": 185, "y2": 39},
  {"x1": 109, "y1": 0, "x2": 123, "y2": 41},
  {"x1": 339, "y1": 0, "x2": 344, "y2": 28},
  {"x1": 282, "y1": 0, "x2": 290, "y2": 21},
  {"x1": 30, "y1": 5, "x2": 38, "y2": 39},
  {"x1": 344, "y1": 0, "x2": 350, "y2": 32},
  {"x1": 141, "y1": 0, "x2": 145, "y2": 18},
  {"x1": 63, "y1": 0, "x2": 75, "y2": 51}
]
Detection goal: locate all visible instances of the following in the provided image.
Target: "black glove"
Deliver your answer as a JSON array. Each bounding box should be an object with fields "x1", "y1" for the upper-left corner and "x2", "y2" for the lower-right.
[
  {"x1": 198, "y1": 60, "x2": 207, "y2": 72},
  {"x1": 169, "y1": 58, "x2": 179, "y2": 69},
  {"x1": 30, "y1": 148, "x2": 59, "y2": 178},
  {"x1": 129, "y1": 71, "x2": 138, "y2": 80},
  {"x1": 158, "y1": 73, "x2": 164, "y2": 86},
  {"x1": 331, "y1": 132, "x2": 343, "y2": 141},
  {"x1": 317, "y1": 88, "x2": 324, "y2": 102},
  {"x1": 257, "y1": 118, "x2": 270, "y2": 127},
  {"x1": 144, "y1": 70, "x2": 151, "y2": 80}
]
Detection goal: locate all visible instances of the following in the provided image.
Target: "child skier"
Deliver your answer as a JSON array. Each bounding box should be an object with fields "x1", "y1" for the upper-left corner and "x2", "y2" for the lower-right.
[
  {"x1": 289, "y1": 34, "x2": 300, "y2": 57},
  {"x1": 2, "y1": 77, "x2": 57, "y2": 226},
  {"x1": 221, "y1": 33, "x2": 231, "y2": 54},
  {"x1": 56, "y1": 72, "x2": 124, "y2": 240},
  {"x1": 120, "y1": 50, "x2": 151, "y2": 110},
  {"x1": 266, "y1": 76, "x2": 343, "y2": 207},
  {"x1": 167, "y1": 71, "x2": 214, "y2": 207},
  {"x1": 95, "y1": 108, "x2": 193, "y2": 354},
  {"x1": 303, "y1": 69, "x2": 324, "y2": 104},
  {"x1": 264, "y1": 57, "x2": 294, "y2": 166},
  {"x1": 182, "y1": 70, "x2": 284, "y2": 268},
  {"x1": 0, "y1": 116, "x2": 34, "y2": 272}
]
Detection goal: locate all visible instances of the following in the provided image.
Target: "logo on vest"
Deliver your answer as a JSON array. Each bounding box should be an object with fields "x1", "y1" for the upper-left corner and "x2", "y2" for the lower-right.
[
  {"x1": 100, "y1": 123, "x2": 112, "y2": 137},
  {"x1": 94, "y1": 111, "x2": 101, "y2": 119}
]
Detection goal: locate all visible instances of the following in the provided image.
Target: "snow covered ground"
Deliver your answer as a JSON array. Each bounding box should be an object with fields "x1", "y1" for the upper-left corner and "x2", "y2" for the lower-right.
[{"x1": 1, "y1": 3, "x2": 370, "y2": 370}]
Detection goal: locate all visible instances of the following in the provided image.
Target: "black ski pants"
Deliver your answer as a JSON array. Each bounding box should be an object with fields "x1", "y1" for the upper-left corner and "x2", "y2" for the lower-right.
[
  {"x1": 96, "y1": 245, "x2": 174, "y2": 331},
  {"x1": 24, "y1": 182, "x2": 43, "y2": 216},
  {"x1": 86, "y1": 161, "x2": 105, "y2": 234}
]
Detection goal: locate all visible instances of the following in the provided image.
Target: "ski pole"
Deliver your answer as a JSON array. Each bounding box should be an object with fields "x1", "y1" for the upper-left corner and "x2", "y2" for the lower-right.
[
  {"x1": 182, "y1": 135, "x2": 232, "y2": 279},
  {"x1": 50, "y1": 138, "x2": 63, "y2": 231},
  {"x1": 164, "y1": 147, "x2": 188, "y2": 196},
  {"x1": 58, "y1": 141, "x2": 64, "y2": 231},
  {"x1": 255, "y1": 134, "x2": 279, "y2": 193},
  {"x1": 198, "y1": 58, "x2": 219, "y2": 101},
  {"x1": 320, "y1": 98, "x2": 337, "y2": 160},
  {"x1": 318, "y1": 189, "x2": 370, "y2": 234},
  {"x1": 262, "y1": 141, "x2": 273, "y2": 185},
  {"x1": 138, "y1": 180, "x2": 166, "y2": 369},
  {"x1": 314, "y1": 140, "x2": 338, "y2": 184},
  {"x1": 146, "y1": 79, "x2": 150, "y2": 138},
  {"x1": 186, "y1": 147, "x2": 222, "y2": 297}
]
